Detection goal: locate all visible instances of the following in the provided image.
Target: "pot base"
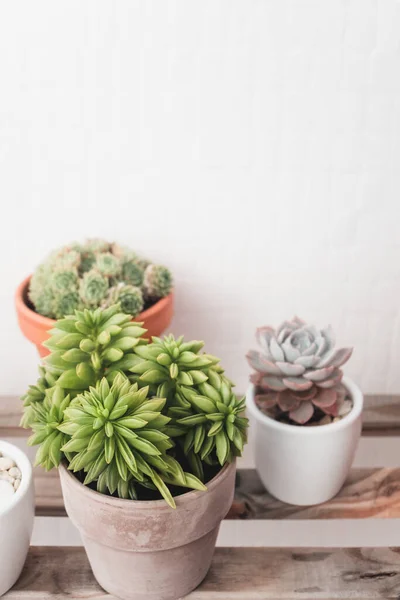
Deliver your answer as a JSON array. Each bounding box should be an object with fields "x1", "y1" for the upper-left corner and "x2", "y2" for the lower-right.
[{"x1": 84, "y1": 526, "x2": 219, "y2": 600}]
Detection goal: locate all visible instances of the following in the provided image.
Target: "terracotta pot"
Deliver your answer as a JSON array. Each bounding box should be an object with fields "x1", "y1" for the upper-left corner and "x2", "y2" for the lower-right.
[
  {"x1": 15, "y1": 275, "x2": 174, "y2": 357},
  {"x1": 59, "y1": 461, "x2": 235, "y2": 600}
]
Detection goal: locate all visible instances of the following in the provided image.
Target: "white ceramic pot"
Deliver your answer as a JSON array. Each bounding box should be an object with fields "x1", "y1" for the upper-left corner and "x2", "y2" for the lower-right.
[
  {"x1": 0, "y1": 441, "x2": 34, "y2": 596},
  {"x1": 246, "y1": 377, "x2": 363, "y2": 505}
]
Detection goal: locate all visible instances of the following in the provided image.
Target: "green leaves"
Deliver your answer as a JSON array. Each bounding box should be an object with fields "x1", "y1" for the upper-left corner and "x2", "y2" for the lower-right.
[
  {"x1": 169, "y1": 382, "x2": 249, "y2": 469},
  {"x1": 22, "y1": 306, "x2": 248, "y2": 507},
  {"x1": 43, "y1": 304, "x2": 148, "y2": 393},
  {"x1": 60, "y1": 373, "x2": 207, "y2": 506},
  {"x1": 26, "y1": 387, "x2": 71, "y2": 471}
]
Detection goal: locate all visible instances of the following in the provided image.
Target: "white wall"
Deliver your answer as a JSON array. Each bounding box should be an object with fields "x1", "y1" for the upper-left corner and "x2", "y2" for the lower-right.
[{"x1": 1, "y1": 0, "x2": 400, "y2": 396}]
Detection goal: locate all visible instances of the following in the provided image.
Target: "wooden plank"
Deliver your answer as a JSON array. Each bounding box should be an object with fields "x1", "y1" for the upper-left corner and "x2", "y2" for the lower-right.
[
  {"x1": 6, "y1": 546, "x2": 400, "y2": 598},
  {"x1": 2, "y1": 394, "x2": 400, "y2": 437},
  {"x1": 228, "y1": 468, "x2": 400, "y2": 519},
  {"x1": 34, "y1": 467, "x2": 63, "y2": 517},
  {"x1": 32, "y1": 467, "x2": 400, "y2": 519},
  {"x1": 0, "y1": 396, "x2": 24, "y2": 437}
]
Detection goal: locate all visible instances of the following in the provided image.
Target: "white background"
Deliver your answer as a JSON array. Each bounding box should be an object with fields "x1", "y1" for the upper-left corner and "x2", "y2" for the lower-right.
[{"x1": 1, "y1": 0, "x2": 400, "y2": 396}]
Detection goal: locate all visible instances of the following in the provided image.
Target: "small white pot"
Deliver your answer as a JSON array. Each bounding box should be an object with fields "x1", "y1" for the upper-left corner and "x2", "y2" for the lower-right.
[
  {"x1": 0, "y1": 441, "x2": 34, "y2": 596},
  {"x1": 246, "y1": 377, "x2": 363, "y2": 505}
]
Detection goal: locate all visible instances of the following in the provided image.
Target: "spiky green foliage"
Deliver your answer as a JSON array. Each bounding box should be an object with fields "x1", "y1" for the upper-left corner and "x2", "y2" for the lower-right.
[
  {"x1": 43, "y1": 304, "x2": 147, "y2": 392},
  {"x1": 28, "y1": 239, "x2": 172, "y2": 318},
  {"x1": 167, "y1": 377, "x2": 248, "y2": 481},
  {"x1": 59, "y1": 374, "x2": 205, "y2": 507},
  {"x1": 27, "y1": 386, "x2": 71, "y2": 470},
  {"x1": 105, "y1": 284, "x2": 144, "y2": 318},
  {"x1": 143, "y1": 264, "x2": 173, "y2": 299},
  {"x1": 129, "y1": 335, "x2": 222, "y2": 404},
  {"x1": 20, "y1": 365, "x2": 59, "y2": 428},
  {"x1": 22, "y1": 307, "x2": 248, "y2": 507}
]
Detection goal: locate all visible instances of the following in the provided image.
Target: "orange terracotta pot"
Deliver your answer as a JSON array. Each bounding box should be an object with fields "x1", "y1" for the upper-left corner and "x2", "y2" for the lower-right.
[{"x1": 15, "y1": 276, "x2": 174, "y2": 358}]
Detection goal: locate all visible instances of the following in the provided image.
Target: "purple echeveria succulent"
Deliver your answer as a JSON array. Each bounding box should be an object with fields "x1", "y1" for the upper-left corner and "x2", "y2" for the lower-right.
[{"x1": 247, "y1": 317, "x2": 353, "y2": 424}]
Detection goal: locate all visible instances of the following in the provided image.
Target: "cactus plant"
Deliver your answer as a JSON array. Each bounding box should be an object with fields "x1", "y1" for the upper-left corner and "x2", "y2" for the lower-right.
[
  {"x1": 28, "y1": 239, "x2": 173, "y2": 319},
  {"x1": 79, "y1": 270, "x2": 109, "y2": 306},
  {"x1": 247, "y1": 317, "x2": 353, "y2": 425},
  {"x1": 121, "y1": 259, "x2": 144, "y2": 287},
  {"x1": 104, "y1": 284, "x2": 144, "y2": 318},
  {"x1": 143, "y1": 264, "x2": 173, "y2": 299},
  {"x1": 22, "y1": 306, "x2": 248, "y2": 506}
]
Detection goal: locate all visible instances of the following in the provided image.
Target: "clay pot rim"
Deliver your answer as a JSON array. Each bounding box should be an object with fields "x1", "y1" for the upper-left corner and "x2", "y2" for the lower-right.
[
  {"x1": 59, "y1": 460, "x2": 234, "y2": 511},
  {"x1": 15, "y1": 275, "x2": 174, "y2": 330}
]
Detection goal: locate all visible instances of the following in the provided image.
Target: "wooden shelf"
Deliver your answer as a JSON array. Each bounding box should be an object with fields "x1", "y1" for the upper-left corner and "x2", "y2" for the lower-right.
[
  {"x1": 6, "y1": 546, "x2": 400, "y2": 598},
  {"x1": 31, "y1": 465, "x2": 400, "y2": 519}
]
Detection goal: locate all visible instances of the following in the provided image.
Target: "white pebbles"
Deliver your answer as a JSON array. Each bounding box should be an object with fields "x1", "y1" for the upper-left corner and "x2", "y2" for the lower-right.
[{"x1": 0, "y1": 453, "x2": 21, "y2": 510}]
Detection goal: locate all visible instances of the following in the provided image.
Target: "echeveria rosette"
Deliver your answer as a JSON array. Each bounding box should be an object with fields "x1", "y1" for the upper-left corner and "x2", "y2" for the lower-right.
[
  {"x1": 27, "y1": 386, "x2": 71, "y2": 471},
  {"x1": 59, "y1": 374, "x2": 205, "y2": 507},
  {"x1": 129, "y1": 335, "x2": 222, "y2": 405},
  {"x1": 247, "y1": 317, "x2": 353, "y2": 424},
  {"x1": 43, "y1": 304, "x2": 147, "y2": 393},
  {"x1": 167, "y1": 374, "x2": 248, "y2": 481},
  {"x1": 254, "y1": 383, "x2": 349, "y2": 425}
]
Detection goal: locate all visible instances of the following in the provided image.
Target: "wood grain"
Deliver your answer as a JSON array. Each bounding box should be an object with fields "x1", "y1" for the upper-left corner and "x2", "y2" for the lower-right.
[
  {"x1": 228, "y1": 468, "x2": 400, "y2": 520},
  {"x1": 6, "y1": 546, "x2": 400, "y2": 598},
  {"x1": 2, "y1": 394, "x2": 400, "y2": 437},
  {"x1": 31, "y1": 467, "x2": 400, "y2": 519}
]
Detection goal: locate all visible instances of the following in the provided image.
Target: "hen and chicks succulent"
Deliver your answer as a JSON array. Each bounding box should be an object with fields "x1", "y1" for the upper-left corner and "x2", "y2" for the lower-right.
[{"x1": 28, "y1": 239, "x2": 173, "y2": 320}]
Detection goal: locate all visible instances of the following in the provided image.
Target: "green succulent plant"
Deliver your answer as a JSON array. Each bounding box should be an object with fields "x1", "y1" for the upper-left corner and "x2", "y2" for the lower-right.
[
  {"x1": 143, "y1": 264, "x2": 172, "y2": 299},
  {"x1": 21, "y1": 306, "x2": 248, "y2": 507},
  {"x1": 20, "y1": 365, "x2": 59, "y2": 428},
  {"x1": 105, "y1": 284, "x2": 144, "y2": 318},
  {"x1": 80, "y1": 251, "x2": 96, "y2": 273},
  {"x1": 59, "y1": 374, "x2": 205, "y2": 507},
  {"x1": 49, "y1": 268, "x2": 79, "y2": 292},
  {"x1": 79, "y1": 270, "x2": 109, "y2": 306},
  {"x1": 27, "y1": 385, "x2": 71, "y2": 470},
  {"x1": 28, "y1": 239, "x2": 173, "y2": 318},
  {"x1": 30, "y1": 288, "x2": 55, "y2": 318},
  {"x1": 167, "y1": 376, "x2": 248, "y2": 480},
  {"x1": 129, "y1": 335, "x2": 222, "y2": 404},
  {"x1": 96, "y1": 252, "x2": 121, "y2": 278},
  {"x1": 121, "y1": 260, "x2": 144, "y2": 287},
  {"x1": 53, "y1": 291, "x2": 82, "y2": 319},
  {"x1": 43, "y1": 304, "x2": 147, "y2": 392}
]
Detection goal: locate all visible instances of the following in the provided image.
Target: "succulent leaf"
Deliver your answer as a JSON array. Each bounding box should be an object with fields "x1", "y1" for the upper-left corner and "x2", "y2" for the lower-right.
[{"x1": 249, "y1": 317, "x2": 353, "y2": 425}]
